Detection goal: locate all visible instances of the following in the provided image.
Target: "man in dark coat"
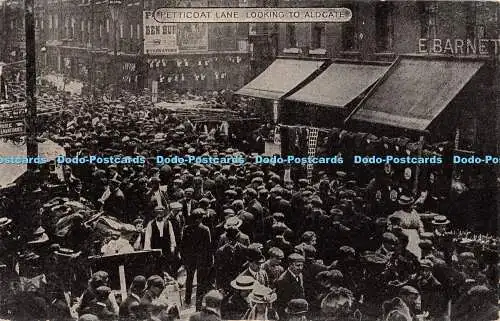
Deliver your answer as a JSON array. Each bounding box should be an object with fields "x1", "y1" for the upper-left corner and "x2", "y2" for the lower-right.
[
  {"x1": 180, "y1": 209, "x2": 213, "y2": 310},
  {"x1": 275, "y1": 253, "x2": 306, "y2": 316},
  {"x1": 214, "y1": 227, "x2": 248, "y2": 293},
  {"x1": 244, "y1": 188, "x2": 263, "y2": 223},
  {"x1": 101, "y1": 178, "x2": 127, "y2": 222},
  {"x1": 238, "y1": 247, "x2": 269, "y2": 287},
  {"x1": 181, "y1": 188, "x2": 198, "y2": 226}
]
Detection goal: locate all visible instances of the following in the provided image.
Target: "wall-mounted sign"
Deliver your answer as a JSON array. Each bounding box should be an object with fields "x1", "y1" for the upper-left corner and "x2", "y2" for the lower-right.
[
  {"x1": 144, "y1": 11, "x2": 178, "y2": 55},
  {"x1": 418, "y1": 38, "x2": 499, "y2": 56}
]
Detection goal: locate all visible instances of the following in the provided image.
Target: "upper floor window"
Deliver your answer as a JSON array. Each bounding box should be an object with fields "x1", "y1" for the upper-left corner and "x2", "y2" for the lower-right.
[
  {"x1": 419, "y1": 2, "x2": 437, "y2": 39},
  {"x1": 342, "y1": 4, "x2": 358, "y2": 51},
  {"x1": 311, "y1": 23, "x2": 325, "y2": 49},
  {"x1": 375, "y1": 2, "x2": 394, "y2": 52},
  {"x1": 287, "y1": 23, "x2": 296, "y2": 48}
]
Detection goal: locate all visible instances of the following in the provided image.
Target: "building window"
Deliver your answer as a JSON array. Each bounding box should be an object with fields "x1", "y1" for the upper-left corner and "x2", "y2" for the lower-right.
[
  {"x1": 120, "y1": 23, "x2": 124, "y2": 38},
  {"x1": 465, "y1": 2, "x2": 477, "y2": 39},
  {"x1": 130, "y1": 24, "x2": 134, "y2": 39},
  {"x1": 375, "y1": 2, "x2": 394, "y2": 52},
  {"x1": 65, "y1": 17, "x2": 69, "y2": 38},
  {"x1": 41, "y1": 19, "x2": 44, "y2": 30},
  {"x1": 137, "y1": 24, "x2": 140, "y2": 39},
  {"x1": 342, "y1": 4, "x2": 358, "y2": 51},
  {"x1": 99, "y1": 24, "x2": 102, "y2": 40},
  {"x1": 71, "y1": 17, "x2": 75, "y2": 39},
  {"x1": 81, "y1": 20, "x2": 85, "y2": 42},
  {"x1": 106, "y1": 19, "x2": 110, "y2": 33},
  {"x1": 49, "y1": 15, "x2": 53, "y2": 29},
  {"x1": 88, "y1": 21, "x2": 91, "y2": 34},
  {"x1": 419, "y1": 2, "x2": 437, "y2": 39},
  {"x1": 287, "y1": 23, "x2": 296, "y2": 48},
  {"x1": 311, "y1": 23, "x2": 324, "y2": 49}
]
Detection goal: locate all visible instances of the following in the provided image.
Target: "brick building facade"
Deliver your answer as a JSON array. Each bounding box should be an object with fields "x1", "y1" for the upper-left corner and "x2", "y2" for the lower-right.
[{"x1": 34, "y1": 0, "x2": 252, "y2": 95}]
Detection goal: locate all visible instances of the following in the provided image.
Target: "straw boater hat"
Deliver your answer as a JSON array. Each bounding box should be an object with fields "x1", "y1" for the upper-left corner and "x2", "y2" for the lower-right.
[
  {"x1": 230, "y1": 275, "x2": 255, "y2": 291},
  {"x1": 432, "y1": 215, "x2": 450, "y2": 225},
  {"x1": 248, "y1": 284, "x2": 277, "y2": 304},
  {"x1": 224, "y1": 216, "x2": 243, "y2": 229},
  {"x1": 28, "y1": 226, "x2": 49, "y2": 244},
  {"x1": 397, "y1": 195, "x2": 414, "y2": 206},
  {"x1": 0, "y1": 217, "x2": 12, "y2": 228}
]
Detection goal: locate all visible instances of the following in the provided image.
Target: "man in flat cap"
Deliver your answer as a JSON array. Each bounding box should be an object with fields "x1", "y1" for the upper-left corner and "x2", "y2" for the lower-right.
[
  {"x1": 181, "y1": 187, "x2": 198, "y2": 226},
  {"x1": 275, "y1": 253, "x2": 306, "y2": 316},
  {"x1": 144, "y1": 207, "x2": 178, "y2": 277},
  {"x1": 376, "y1": 232, "x2": 399, "y2": 259},
  {"x1": 382, "y1": 286, "x2": 421, "y2": 321},
  {"x1": 146, "y1": 176, "x2": 169, "y2": 214}
]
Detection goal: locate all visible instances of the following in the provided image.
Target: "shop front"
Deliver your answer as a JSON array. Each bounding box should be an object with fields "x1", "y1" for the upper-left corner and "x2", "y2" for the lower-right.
[
  {"x1": 235, "y1": 57, "x2": 328, "y2": 123},
  {"x1": 283, "y1": 60, "x2": 391, "y2": 128}
]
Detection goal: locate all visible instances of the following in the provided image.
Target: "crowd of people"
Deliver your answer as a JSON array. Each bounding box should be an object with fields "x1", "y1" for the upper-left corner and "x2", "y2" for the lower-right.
[{"x1": 0, "y1": 82, "x2": 497, "y2": 321}]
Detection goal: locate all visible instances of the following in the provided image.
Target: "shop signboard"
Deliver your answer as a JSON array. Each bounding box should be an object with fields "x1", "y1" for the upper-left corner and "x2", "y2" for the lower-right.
[{"x1": 143, "y1": 11, "x2": 178, "y2": 55}]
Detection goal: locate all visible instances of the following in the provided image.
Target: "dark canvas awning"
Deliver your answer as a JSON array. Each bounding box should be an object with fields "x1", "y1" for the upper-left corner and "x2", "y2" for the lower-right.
[
  {"x1": 286, "y1": 62, "x2": 390, "y2": 108},
  {"x1": 236, "y1": 58, "x2": 326, "y2": 100},
  {"x1": 349, "y1": 57, "x2": 484, "y2": 131}
]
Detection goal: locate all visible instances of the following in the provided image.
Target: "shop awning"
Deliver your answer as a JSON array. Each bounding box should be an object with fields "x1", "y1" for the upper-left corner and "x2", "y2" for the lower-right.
[
  {"x1": 349, "y1": 57, "x2": 484, "y2": 131},
  {"x1": 236, "y1": 58, "x2": 326, "y2": 100},
  {"x1": 286, "y1": 62, "x2": 390, "y2": 108}
]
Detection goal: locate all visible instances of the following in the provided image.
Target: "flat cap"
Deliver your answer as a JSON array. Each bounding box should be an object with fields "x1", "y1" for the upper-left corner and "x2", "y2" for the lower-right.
[
  {"x1": 288, "y1": 253, "x2": 305, "y2": 263},
  {"x1": 399, "y1": 285, "x2": 419, "y2": 295}
]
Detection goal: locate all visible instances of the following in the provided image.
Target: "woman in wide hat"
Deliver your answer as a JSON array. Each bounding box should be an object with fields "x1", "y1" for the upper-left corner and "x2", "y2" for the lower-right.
[{"x1": 243, "y1": 284, "x2": 279, "y2": 320}]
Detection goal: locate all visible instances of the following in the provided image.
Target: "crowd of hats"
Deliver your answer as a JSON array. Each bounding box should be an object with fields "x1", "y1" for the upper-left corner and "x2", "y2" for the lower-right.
[{"x1": 0, "y1": 81, "x2": 497, "y2": 321}]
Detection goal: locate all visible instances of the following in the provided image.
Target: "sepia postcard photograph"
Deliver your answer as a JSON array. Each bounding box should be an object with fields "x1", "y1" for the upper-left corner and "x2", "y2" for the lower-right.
[{"x1": 0, "y1": 0, "x2": 498, "y2": 320}]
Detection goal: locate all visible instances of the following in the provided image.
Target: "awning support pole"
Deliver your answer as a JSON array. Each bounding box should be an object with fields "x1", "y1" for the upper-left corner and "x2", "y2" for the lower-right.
[{"x1": 413, "y1": 135, "x2": 425, "y2": 195}]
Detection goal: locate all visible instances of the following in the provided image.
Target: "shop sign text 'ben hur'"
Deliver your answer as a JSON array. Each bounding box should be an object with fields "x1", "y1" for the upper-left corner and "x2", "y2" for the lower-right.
[{"x1": 153, "y1": 7, "x2": 352, "y2": 23}]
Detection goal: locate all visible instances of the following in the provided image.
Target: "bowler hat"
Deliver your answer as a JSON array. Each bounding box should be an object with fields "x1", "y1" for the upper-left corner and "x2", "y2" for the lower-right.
[
  {"x1": 246, "y1": 247, "x2": 265, "y2": 263},
  {"x1": 285, "y1": 299, "x2": 309, "y2": 315}
]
